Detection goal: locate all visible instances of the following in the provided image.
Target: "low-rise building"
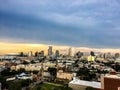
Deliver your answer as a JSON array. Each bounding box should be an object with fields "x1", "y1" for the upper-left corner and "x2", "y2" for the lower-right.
[
  {"x1": 57, "y1": 70, "x2": 73, "y2": 80},
  {"x1": 69, "y1": 79, "x2": 101, "y2": 90},
  {"x1": 88, "y1": 56, "x2": 96, "y2": 62}
]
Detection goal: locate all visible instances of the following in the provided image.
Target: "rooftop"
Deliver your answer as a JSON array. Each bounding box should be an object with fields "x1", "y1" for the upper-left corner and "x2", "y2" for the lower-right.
[
  {"x1": 69, "y1": 79, "x2": 101, "y2": 89},
  {"x1": 105, "y1": 74, "x2": 120, "y2": 79}
]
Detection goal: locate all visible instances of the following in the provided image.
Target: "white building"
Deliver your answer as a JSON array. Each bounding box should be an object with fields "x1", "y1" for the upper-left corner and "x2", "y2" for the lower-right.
[
  {"x1": 0, "y1": 55, "x2": 16, "y2": 60},
  {"x1": 68, "y1": 47, "x2": 75, "y2": 57},
  {"x1": 69, "y1": 79, "x2": 101, "y2": 90},
  {"x1": 28, "y1": 51, "x2": 33, "y2": 57}
]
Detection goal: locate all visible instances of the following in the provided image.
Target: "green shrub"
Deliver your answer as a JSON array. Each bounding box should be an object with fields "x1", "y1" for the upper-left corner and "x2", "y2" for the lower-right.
[{"x1": 86, "y1": 87, "x2": 95, "y2": 90}]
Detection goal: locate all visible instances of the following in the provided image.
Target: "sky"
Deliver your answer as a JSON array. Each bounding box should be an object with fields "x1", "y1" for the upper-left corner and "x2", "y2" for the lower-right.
[
  {"x1": 0, "y1": 42, "x2": 69, "y2": 55},
  {"x1": 0, "y1": 0, "x2": 120, "y2": 54}
]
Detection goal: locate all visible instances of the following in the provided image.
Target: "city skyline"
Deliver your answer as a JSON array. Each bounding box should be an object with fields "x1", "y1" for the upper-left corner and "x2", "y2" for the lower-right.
[
  {"x1": 0, "y1": 0, "x2": 120, "y2": 48},
  {"x1": 0, "y1": 42, "x2": 120, "y2": 55}
]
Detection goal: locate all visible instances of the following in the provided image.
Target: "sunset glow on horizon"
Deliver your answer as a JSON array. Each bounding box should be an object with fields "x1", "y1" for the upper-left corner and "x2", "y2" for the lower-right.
[
  {"x1": 0, "y1": 42, "x2": 70, "y2": 55},
  {"x1": 0, "y1": 42, "x2": 48, "y2": 55},
  {"x1": 0, "y1": 42, "x2": 120, "y2": 55}
]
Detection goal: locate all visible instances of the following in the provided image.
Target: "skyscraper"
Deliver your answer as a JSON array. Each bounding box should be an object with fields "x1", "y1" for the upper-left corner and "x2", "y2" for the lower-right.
[
  {"x1": 41, "y1": 50, "x2": 44, "y2": 57},
  {"x1": 68, "y1": 47, "x2": 74, "y2": 57},
  {"x1": 115, "y1": 53, "x2": 120, "y2": 58},
  {"x1": 28, "y1": 51, "x2": 33, "y2": 57},
  {"x1": 55, "y1": 50, "x2": 60, "y2": 58},
  {"x1": 48, "y1": 46, "x2": 52, "y2": 56},
  {"x1": 38, "y1": 50, "x2": 44, "y2": 57}
]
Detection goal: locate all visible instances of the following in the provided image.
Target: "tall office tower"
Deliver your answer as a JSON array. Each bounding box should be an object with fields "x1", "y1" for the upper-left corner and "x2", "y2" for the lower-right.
[
  {"x1": 48, "y1": 46, "x2": 53, "y2": 56},
  {"x1": 55, "y1": 50, "x2": 60, "y2": 58},
  {"x1": 115, "y1": 53, "x2": 120, "y2": 58},
  {"x1": 35, "y1": 51, "x2": 39, "y2": 57},
  {"x1": 28, "y1": 51, "x2": 33, "y2": 57},
  {"x1": 103, "y1": 53, "x2": 107, "y2": 59},
  {"x1": 68, "y1": 47, "x2": 74, "y2": 57},
  {"x1": 41, "y1": 50, "x2": 44, "y2": 57},
  {"x1": 90, "y1": 51, "x2": 95, "y2": 56},
  {"x1": 107, "y1": 52, "x2": 112, "y2": 59},
  {"x1": 38, "y1": 50, "x2": 44, "y2": 57}
]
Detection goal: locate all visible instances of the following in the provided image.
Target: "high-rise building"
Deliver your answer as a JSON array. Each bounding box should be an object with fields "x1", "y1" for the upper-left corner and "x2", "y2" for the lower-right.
[
  {"x1": 103, "y1": 53, "x2": 112, "y2": 59},
  {"x1": 35, "y1": 51, "x2": 39, "y2": 57},
  {"x1": 68, "y1": 47, "x2": 74, "y2": 57},
  {"x1": 28, "y1": 51, "x2": 33, "y2": 57},
  {"x1": 107, "y1": 52, "x2": 112, "y2": 59},
  {"x1": 90, "y1": 51, "x2": 95, "y2": 56},
  {"x1": 115, "y1": 53, "x2": 120, "y2": 58},
  {"x1": 38, "y1": 50, "x2": 44, "y2": 57},
  {"x1": 48, "y1": 46, "x2": 53, "y2": 56},
  {"x1": 55, "y1": 50, "x2": 59, "y2": 58},
  {"x1": 41, "y1": 50, "x2": 44, "y2": 57}
]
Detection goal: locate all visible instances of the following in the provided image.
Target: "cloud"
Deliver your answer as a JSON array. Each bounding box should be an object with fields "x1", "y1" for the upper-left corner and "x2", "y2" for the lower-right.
[{"x1": 0, "y1": 0, "x2": 120, "y2": 48}]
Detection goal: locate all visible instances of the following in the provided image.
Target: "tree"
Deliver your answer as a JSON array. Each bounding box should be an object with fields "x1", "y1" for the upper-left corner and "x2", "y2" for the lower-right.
[
  {"x1": 1, "y1": 69, "x2": 10, "y2": 76},
  {"x1": 76, "y1": 51, "x2": 83, "y2": 58},
  {"x1": 18, "y1": 68, "x2": 26, "y2": 73},
  {"x1": 86, "y1": 87, "x2": 95, "y2": 90},
  {"x1": 22, "y1": 60, "x2": 29, "y2": 65},
  {"x1": 115, "y1": 63, "x2": 120, "y2": 72},
  {"x1": 8, "y1": 82, "x2": 21, "y2": 90},
  {"x1": 32, "y1": 70, "x2": 39, "y2": 74},
  {"x1": 21, "y1": 79, "x2": 31, "y2": 87},
  {"x1": 11, "y1": 70, "x2": 17, "y2": 75},
  {"x1": 48, "y1": 68, "x2": 57, "y2": 81},
  {"x1": 40, "y1": 87, "x2": 48, "y2": 90},
  {"x1": 0, "y1": 75, "x2": 6, "y2": 89},
  {"x1": 77, "y1": 68, "x2": 89, "y2": 76},
  {"x1": 77, "y1": 68, "x2": 90, "y2": 80},
  {"x1": 31, "y1": 60, "x2": 36, "y2": 64},
  {"x1": 36, "y1": 86, "x2": 41, "y2": 90}
]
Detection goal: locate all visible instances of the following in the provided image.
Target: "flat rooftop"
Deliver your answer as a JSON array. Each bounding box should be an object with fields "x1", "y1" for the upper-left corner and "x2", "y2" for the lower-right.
[
  {"x1": 105, "y1": 74, "x2": 120, "y2": 79},
  {"x1": 69, "y1": 79, "x2": 101, "y2": 89}
]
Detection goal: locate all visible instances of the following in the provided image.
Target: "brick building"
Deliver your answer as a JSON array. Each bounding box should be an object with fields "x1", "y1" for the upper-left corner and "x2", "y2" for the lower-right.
[
  {"x1": 69, "y1": 72, "x2": 120, "y2": 90},
  {"x1": 101, "y1": 73, "x2": 120, "y2": 90}
]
